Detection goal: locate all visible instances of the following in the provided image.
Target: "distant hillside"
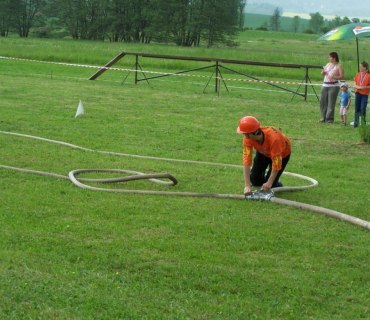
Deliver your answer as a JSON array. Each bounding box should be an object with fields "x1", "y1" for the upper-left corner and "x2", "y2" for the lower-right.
[{"x1": 244, "y1": 13, "x2": 310, "y2": 32}]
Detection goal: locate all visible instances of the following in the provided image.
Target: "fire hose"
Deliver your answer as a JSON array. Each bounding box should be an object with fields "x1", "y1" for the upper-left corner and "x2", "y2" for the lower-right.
[{"x1": 1, "y1": 130, "x2": 369, "y2": 231}]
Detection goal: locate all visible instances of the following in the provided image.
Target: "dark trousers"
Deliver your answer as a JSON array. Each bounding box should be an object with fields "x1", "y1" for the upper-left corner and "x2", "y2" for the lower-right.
[
  {"x1": 250, "y1": 152, "x2": 290, "y2": 187},
  {"x1": 354, "y1": 93, "x2": 368, "y2": 127}
]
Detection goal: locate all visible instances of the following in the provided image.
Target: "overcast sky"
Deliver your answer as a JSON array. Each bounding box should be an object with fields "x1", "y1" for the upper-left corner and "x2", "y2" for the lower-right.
[{"x1": 249, "y1": 1, "x2": 370, "y2": 19}]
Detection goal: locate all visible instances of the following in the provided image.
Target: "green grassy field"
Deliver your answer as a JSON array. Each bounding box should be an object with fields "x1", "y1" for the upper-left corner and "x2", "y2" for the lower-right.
[{"x1": 0, "y1": 33, "x2": 369, "y2": 319}]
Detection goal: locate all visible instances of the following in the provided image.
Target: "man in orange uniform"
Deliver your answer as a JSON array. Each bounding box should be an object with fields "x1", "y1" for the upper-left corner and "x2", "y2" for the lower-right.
[{"x1": 237, "y1": 116, "x2": 291, "y2": 195}]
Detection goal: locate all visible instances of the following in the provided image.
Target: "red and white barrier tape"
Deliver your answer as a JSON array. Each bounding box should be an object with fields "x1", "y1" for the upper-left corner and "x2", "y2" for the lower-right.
[{"x1": 1, "y1": 55, "x2": 327, "y2": 87}]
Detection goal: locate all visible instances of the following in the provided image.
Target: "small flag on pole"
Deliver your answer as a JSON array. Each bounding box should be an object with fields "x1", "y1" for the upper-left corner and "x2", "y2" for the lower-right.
[{"x1": 75, "y1": 100, "x2": 85, "y2": 118}]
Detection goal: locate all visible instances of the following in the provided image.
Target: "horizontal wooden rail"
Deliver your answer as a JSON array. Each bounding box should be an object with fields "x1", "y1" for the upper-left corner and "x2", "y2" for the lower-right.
[
  {"x1": 121, "y1": 51, "x2": 323, "y2": 69},
  {"x1": 89, "y1": 51, "x2": 322, "y2": 100}
]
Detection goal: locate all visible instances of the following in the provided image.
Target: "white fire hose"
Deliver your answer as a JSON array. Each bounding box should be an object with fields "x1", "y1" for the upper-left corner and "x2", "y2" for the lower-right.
[{"x1": 1, "y1": 130, "x2": 369, "y2": 231}]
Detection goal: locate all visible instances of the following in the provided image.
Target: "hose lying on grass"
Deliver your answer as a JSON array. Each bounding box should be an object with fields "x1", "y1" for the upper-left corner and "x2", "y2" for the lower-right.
[{"x1": 1, "y1": 130, "x2": 369, "y2": 231}]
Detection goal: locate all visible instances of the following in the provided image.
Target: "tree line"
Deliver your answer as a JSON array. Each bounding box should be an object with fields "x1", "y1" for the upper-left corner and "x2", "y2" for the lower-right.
[
  {"x1": 267, "y1": 7, "x2": 370, "y2": 33},
  {"x1": 2, "y1": 1, "x2": 367, "y2": 46},
  {"x1": 0, "y1": 0, "x2": 247, "y2": 47}
]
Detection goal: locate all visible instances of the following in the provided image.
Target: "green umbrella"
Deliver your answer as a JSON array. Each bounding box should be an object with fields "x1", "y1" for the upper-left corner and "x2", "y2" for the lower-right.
[{"x1": 318, "y1": 23, "x2": 370, "y2": 71}]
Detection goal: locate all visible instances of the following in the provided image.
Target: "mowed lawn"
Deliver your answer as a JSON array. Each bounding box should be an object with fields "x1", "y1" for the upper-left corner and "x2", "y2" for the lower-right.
[{"x1": 0, "y1": 34, "x2": 369, "y2": 319}]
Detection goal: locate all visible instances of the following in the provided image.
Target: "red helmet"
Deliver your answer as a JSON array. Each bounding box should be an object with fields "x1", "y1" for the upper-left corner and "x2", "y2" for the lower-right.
[{"x1": 237, "y1": 116, "x2": 260, "y2": 134}]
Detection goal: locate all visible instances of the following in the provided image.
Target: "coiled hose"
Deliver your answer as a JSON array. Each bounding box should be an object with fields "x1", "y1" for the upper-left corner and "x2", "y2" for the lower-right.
[{"x1": 1, "y1": 130, "x2": 369, "y2": 231}]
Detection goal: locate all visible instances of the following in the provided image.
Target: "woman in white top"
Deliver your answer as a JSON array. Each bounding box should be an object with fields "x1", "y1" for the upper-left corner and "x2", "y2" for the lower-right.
[{"x1": 320, "y1": 52, "x2": 344, "y2": 123}]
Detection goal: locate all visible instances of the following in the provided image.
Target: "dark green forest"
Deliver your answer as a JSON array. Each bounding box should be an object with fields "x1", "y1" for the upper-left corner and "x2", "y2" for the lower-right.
[
  {"x1": 1, "y1": 0, "x2": 368, "y2": 46},
  {"x1": 0, "y1": 0, "x2": 246, "y2": 46}
]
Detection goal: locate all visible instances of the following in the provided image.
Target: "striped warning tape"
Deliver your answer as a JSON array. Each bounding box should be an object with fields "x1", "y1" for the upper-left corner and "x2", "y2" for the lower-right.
[{"x1": 0, "y1": 55, "x2": 335, "y2": 87}]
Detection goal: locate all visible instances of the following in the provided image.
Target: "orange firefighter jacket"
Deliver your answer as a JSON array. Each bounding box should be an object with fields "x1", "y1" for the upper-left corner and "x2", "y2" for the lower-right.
[{"x1": 242, "y1": 126, "x2": 291, "y2": 171}]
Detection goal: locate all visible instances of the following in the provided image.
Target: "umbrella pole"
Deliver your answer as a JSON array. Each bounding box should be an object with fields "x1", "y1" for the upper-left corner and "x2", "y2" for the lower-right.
[{"x1": 356, "y1": 38, "x2": 360, "y2": 72}]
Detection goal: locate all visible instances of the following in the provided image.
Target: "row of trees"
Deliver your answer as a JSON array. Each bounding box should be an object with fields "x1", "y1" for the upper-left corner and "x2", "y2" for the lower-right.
[
  {"x1": 267, "y1": 7, "x2": 370, "y2": 34},
  {"x1": 0, "y1": 0, "x2": 247, "y2": 47},
  {"x1": 2, "y1": 1, "x2": 368, "y2": 46}
]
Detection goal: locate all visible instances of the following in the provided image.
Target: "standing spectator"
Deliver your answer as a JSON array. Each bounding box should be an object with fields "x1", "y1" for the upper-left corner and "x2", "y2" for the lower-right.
[
  {"x1": 353, "y1": 61, "x2": 370, "y2": 127},
  {"x1": 320, "y1": 52, "x2": 344, "y2": 123},
  {"x1": 338, "y1": 83, "x2": 351, "y2": 125}
]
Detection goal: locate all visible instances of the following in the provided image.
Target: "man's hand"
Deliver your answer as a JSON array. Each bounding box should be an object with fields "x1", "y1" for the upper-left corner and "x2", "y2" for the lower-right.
[
  {"x1": 244, "y1": 186, "x2": 252, "y2": 195},
  {"x1": 261, "y1": 182, "x2": 272, "y2": 192}
]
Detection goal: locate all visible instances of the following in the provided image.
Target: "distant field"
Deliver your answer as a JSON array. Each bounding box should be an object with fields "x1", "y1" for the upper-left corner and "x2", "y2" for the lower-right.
[
  {"x1": 244, "y1": 13, "x2": 310, "y2": 32},
  {"x1": 2, "y1": 29, "x2": 368, "y2": 78}
]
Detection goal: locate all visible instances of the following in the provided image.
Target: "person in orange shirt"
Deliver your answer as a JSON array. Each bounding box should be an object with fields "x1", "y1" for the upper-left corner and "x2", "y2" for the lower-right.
[
  {"x1": 353, "y1": 61, "x2": 370, "y2": 127},
  {"x1": 237, "y1": 116, "x2": 291, "y2": 195}
]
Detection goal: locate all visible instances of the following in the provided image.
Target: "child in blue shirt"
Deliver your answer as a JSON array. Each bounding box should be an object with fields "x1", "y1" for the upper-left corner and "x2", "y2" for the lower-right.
[{"x1": 338, "y1": 83, "x2": 351, "y2": 125}]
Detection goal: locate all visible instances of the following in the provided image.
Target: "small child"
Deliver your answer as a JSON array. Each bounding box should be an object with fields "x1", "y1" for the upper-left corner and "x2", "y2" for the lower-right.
[{"x1": 338, "y1": 83, "x2": 351, "y2": 125}]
